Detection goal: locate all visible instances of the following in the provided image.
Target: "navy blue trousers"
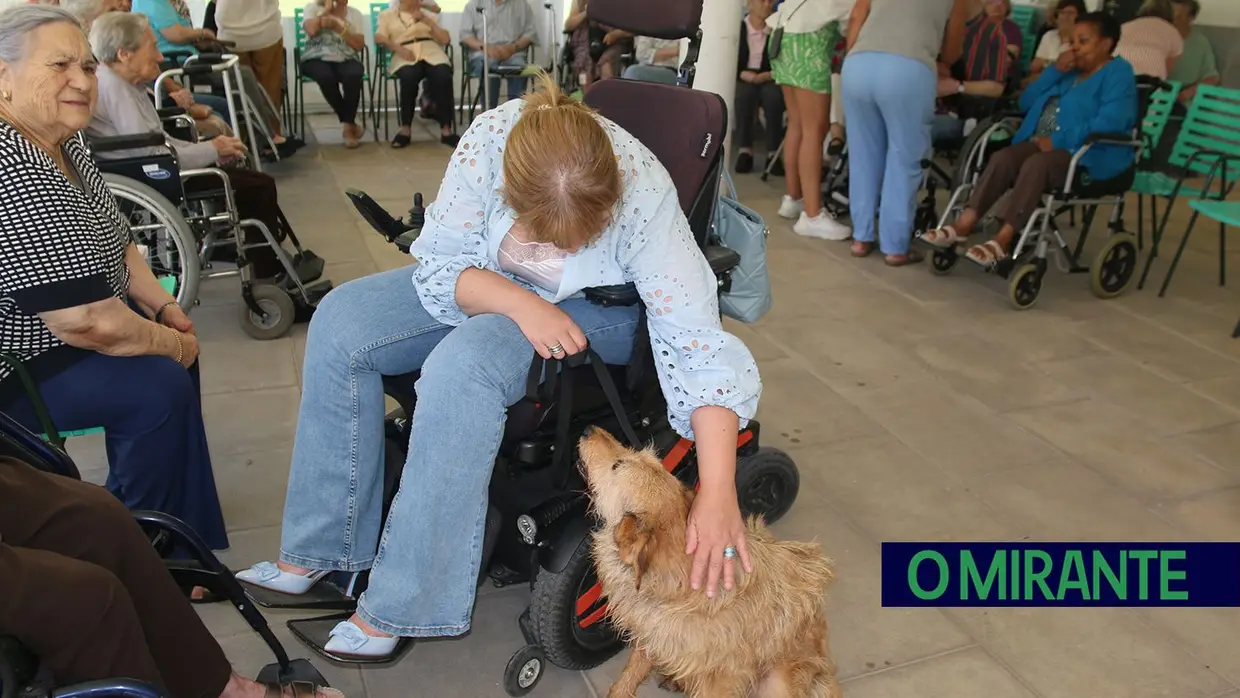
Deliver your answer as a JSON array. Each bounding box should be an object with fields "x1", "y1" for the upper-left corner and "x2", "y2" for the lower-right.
[{"x1": 4, "y1": 352, "x2": 229, "y2": 552}]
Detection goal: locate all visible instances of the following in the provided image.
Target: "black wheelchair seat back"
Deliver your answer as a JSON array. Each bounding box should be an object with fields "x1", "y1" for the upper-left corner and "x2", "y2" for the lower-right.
[{"x1": 93, "y1": 153, "x2": 186, "y2": 207}]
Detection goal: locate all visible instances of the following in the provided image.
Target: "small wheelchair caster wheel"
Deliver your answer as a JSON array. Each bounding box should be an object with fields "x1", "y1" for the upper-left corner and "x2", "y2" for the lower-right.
[
  {"x1": 239, "y1": 284, "x2": 297, "y2": 340},
  {"x1": 1090, "y1": 232, "x2": 1139, "y2": 299},
  {"x1": 504, "y1": 645, "x2": 545, "y2": 696},
  {"x1": 930, "y1": 248, "x2": 959, "y2": 276},
  {"x1": 1008, "y1": 263, "x2": 1043, "y2": 311}
]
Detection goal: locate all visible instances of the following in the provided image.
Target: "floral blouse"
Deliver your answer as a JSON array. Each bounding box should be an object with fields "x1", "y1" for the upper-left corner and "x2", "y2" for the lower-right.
[{"x1": 408, "y1": 99, "x2": 762, "y2": 440}]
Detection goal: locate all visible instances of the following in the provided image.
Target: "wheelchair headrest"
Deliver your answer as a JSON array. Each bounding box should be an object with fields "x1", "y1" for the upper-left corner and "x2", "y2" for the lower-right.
[{"x1": 586, "y1": 0, "x2": 703, "y2": 40}]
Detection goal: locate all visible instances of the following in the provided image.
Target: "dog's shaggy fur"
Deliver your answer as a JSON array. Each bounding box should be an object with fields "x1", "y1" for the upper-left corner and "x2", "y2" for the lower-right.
[{"x1": 579, "y1": 427, "x2": 841, "y2": 698}]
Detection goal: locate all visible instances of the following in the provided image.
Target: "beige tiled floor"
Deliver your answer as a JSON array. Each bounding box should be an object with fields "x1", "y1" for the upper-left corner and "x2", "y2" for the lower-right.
[{"x1": 69, "y1": 115, "x2": 1240, "y2": 697}]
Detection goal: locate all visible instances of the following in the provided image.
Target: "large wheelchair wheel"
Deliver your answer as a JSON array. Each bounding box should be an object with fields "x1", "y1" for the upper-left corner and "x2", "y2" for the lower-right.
[
  {"x1": 736, "y1": 447, "x2": 799, "y2": 525},
  {"x1": 104, "y1": 173, "x2": 201, "y2": 310},
  {"x1": 950, "y1": 116, "x2": 1020, "y2": 192},
  {"x1": 529, "y1": 540, "x2": 623, "y2": 671}
]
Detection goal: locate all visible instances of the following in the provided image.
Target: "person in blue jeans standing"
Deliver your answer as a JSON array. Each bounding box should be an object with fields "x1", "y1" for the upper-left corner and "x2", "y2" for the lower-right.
[
  {"x1": 459, "y1": 0, "x2": 539, "y2": 109},
  {"x1": 840, "y1": 0, "x2": 972, "y2": 266}
]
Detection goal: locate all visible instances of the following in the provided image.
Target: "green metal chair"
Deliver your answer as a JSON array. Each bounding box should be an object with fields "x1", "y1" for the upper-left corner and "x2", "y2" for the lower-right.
[
  {"x1": 1134, "y1": 84, "x2": 1240, "y2": 297},
  {"x1": 2, "y1": 276, "x2": 180, "y2": 447},
  {"x1": 1126, "y1": 79, "x2": 1183, "y2": 250},
  {"x1": 291, "y1": 7, "x2": 375, "y2": 143}
]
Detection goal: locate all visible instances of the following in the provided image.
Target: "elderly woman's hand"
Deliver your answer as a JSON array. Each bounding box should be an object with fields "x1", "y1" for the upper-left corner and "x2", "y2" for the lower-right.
[
  {"x1": 211, "y1": 135, "x2": 246, "y2": 160},
  {"x1": 170, "y1": 89, "x2": 195, "y2": 110},
  {"x1": 1055, "y1": 48, "x2": 1075, "y2": 73}
]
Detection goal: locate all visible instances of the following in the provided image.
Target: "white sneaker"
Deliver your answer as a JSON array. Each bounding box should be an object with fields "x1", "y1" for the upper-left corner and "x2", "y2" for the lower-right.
[
  {"x1": 794, "y1": 211, "x2": 852, "y2": 241},
  {"x1": 778, "y1": 195, "x2": 804, "y2": 220}
]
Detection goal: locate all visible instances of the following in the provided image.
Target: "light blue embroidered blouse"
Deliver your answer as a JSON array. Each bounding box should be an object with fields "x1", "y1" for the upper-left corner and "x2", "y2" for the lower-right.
[{"x1": 408, "y1": 99, "x2": 761, "y2": 440}]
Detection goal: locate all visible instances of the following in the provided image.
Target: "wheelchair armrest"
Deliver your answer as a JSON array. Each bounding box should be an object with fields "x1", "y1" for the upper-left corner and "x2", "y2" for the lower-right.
[
  {"x1": 157, "y1": 106, "x2": 187, "y2": 118},
  {"x1": 583, "y1": 283, "x2": 639, "y2": 306},
  {"x1": 581, "y1": 245, "x2": 740, "y2": 308},
  {"x1": 1085, "y1": 132, "x2": 1141, "y2": 147},
  {"x1": 705, "y1": 244, "x2": 741, "y2": 275},
  {"x1": 88, "y1": 132, "x2": 166, "y2": 153}
]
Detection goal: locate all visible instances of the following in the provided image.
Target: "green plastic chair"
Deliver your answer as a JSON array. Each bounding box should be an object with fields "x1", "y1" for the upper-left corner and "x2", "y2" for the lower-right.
[
  {"x1": 1134, "y1": 84, "x2": 1240, "y2": 297},
  {"x1": 3, "y1": 276, "x2": 181, "y2": 447},
  {"x1": 291, "y1": 7, "x2": 375, "y2": 143},
  {"x1": 1123, "y1": 79, "x2": 1183, "y2": 250}
]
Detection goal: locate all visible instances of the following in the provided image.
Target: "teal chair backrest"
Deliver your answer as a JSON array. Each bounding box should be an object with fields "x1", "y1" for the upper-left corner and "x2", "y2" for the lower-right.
[
  {"x1": 1141, "y1": 80, "x2": 1183, "y2": 159},
  {"x1": 370, "y1": 3, "x2": 391, "y2": 67},
  {"x1": 1009, "y1": 4, "x2": 1040, "y2": 71},
  {"x1": 294, "y1": 7, "x2": 308, "y2": 52},
  {"x1": 1168, "y1": 84, "x2": 1240, "y2": 183}
]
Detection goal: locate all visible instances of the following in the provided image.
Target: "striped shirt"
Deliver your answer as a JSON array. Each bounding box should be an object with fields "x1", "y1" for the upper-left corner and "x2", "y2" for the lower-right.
[{"x1": 1115, "y1": 16, "x2": 1184, "y2": 79}]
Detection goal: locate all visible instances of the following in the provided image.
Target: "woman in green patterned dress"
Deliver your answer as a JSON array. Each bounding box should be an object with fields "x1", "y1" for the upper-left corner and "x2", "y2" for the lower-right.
[{"x1": 766, "y1": 0, "x2": 853, "y2": 241}]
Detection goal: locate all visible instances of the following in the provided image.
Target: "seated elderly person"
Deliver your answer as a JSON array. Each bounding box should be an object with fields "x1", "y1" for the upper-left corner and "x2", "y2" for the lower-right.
[
  {"x1": 0, "y1": 453, "x2": 343, "y2": 698},
  {"x1": 921, "y1": 11, "x2": 1138, "y2": 267},
  {"x1": 1026, "y1": 0, "x2": 1084, "y2": 85},
  {"x1": 375, "y1": 0, "x2": 460, "y2": 149},
  {"x1": 1169, "y1": 0, "x2": 1218, "y2": 106},
  {"x1": 621, "y1": 36, "x2": 681, "y2": 85},
  {"x1": 932, "y1": 0, "x2": 1025, "y2": 144},
  {"x1": 734, "y1": 0, "x2": 784, "y2": 175},
  {"x1": 130, "y1": 0, "x2": 302, "y2": 158},
  {"x1": 88, "y1": 11, "x2": 288, "y2": 280},
  {"x1": 0, "y1": 5, "x2": 226, "y2": 555},
  {"x1": 459, "y1": 0, "x2": 538, "y2": 110},
  {"x1": 565, "y1": 0, "x2": 631, "y2": 87},
  {"x1": 301, "y1": 0, "x2": 367, "y2": 149},
  {"x1": 233, "y1": 74, "x2": 762, "y2": 659}
]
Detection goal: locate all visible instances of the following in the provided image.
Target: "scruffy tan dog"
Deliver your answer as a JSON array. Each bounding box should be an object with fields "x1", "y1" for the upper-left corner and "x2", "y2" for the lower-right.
[{"x1": 578, "y1": 426, "x2": 840, "y2": 698}]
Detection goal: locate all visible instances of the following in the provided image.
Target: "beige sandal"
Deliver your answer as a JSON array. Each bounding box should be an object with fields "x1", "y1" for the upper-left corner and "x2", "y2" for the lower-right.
[
  {"x1": 921, "y1": 225, "x2": 964, "y2": 249},
  {"x1": 965, "y1": 240, "x2": 1007, "y2": 268}
]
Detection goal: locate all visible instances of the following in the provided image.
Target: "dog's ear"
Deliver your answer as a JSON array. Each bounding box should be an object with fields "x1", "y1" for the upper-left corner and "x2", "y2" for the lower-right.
[{"x1": 614, "y1": 513, "x2": 656, "y2": 590}]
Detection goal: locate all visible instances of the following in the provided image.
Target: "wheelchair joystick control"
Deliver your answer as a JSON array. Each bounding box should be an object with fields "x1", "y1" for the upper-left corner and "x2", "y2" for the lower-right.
[{"x1": 408, "y1": 193, "x2": 425, "y2": 231}]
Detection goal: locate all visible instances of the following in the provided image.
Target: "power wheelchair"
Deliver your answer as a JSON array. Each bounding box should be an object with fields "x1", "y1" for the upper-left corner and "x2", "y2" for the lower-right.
[
  {"x1": 89, "y1": 109, "x2": 333, "y2": 340},
  {"x1": 915, "y1": 76, "x2": 1171, "y2": 310},
  {"x1": 0, "y1": 411, "x2": 332, "y2": 698},
  {"x1": 237, "y1": 1, "x2": 800, "y2": 695}
]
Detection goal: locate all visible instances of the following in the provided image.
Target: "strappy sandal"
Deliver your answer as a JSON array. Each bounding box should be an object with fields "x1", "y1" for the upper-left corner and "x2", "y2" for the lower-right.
[
  {"x1": 262, "y1": 680, "x2": 343, "y2": 698},
  {"x1": 391, "y1": 132, "x2": 411, "y2": 149},
  {"x1": 965, "y1": 240, "x2": 1008, "y2": 269},
  {"x1": 920, "y1": 225, "x2": 965, "y2": 249}
]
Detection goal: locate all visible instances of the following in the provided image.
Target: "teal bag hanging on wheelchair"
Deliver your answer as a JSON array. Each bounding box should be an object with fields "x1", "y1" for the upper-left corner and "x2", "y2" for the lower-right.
[{"x1": 714, "y1": 169, "x2": 772, "y2": 324}]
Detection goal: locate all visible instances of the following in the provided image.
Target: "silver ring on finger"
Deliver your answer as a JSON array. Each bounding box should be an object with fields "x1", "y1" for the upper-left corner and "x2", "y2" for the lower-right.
[
  {"x1": 723, "y1": 546, "x2": 738, "y2": 559},
  {"x1": 548, "y1": 343, "x2": 565, "y2": 356}
]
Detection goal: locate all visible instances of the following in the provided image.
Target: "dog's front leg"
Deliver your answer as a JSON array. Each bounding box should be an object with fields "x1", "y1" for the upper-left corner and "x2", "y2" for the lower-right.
[{"x1": 606, "y1": 646, "x2": 655, "y2": 698}]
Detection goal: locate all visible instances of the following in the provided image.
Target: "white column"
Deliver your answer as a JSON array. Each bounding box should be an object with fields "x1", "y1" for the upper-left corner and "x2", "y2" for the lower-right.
[{"x1": 691, "y1": 0, "x2": 744, "y2": 160}]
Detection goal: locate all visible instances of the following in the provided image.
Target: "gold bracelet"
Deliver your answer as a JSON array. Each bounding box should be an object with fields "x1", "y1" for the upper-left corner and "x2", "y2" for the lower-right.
[
  {"x1": 154, "y1": 300, "x2": 178, "y2": 324},
  {"x1": 169, "y1": 327, "x2": 184, "y2": 365}
]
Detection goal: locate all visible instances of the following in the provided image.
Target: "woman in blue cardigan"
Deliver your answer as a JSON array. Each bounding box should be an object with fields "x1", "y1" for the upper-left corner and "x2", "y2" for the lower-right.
[{"x1": 921, "y1": 11, "x2": 1138, "y2": 267}]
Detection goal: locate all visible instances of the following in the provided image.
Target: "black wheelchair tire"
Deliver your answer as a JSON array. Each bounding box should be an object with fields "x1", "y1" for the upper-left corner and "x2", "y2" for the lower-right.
[
  {"x1": 530, "y1": 540, "x2": 624, "y2": 671},
  {"x1": 949, "y1": 117, "x2": 1018, "y2": 192},
  {"x1": 103, "y1": 172, "x2": 202, "y2": 310},
  {"x1": 736, "y1": 447, "x2": 799, "y2": 525}
]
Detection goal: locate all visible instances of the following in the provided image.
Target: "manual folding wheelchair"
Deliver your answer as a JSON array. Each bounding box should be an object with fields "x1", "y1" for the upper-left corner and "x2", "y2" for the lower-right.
[
  {"x1": 88, "y1": 118, "x2": 333, "y2": 340},
  {"x1": 236, "y1": 0, "x2": 800, "y2": 695},
  {"x1": 917, "y1": 76, "x2": 1173, "y2": 310}
]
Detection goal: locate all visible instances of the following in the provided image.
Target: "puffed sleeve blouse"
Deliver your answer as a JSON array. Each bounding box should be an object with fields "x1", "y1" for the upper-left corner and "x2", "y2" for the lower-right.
[{"x1": 408, "y1": 99, "x2": 761, "y2": 440}]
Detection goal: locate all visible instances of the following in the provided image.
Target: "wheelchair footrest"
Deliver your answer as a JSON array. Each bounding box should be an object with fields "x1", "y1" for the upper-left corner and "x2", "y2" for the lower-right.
[
  {"x1": 239, "y1": 573, "x2": 359, "y2": 611},
  {"x1": 284, "y1": 250, "x2": 325, "y2": 288},
  {"x1": 286, "y1": 613, "x2": 414, "y2": 666}
]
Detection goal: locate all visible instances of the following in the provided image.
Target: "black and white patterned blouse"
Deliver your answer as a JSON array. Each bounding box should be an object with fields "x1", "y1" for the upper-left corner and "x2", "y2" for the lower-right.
[{"x1": 0, "y1": 120, "x2": 132, "y2": 401}]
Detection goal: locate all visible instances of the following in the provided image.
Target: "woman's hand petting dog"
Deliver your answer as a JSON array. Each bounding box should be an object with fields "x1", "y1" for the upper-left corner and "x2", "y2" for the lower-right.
[{"x1": 686, "y1": 485, "x2": 752, "y2": 598}]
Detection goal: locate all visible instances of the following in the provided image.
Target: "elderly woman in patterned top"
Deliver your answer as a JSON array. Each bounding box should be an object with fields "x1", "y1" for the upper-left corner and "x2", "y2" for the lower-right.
[
  {"x1": 0, "y1": 5, "x2": 228, "y2": 557},
  {"x1": 234, "y1": 73, "x2": 764, "y2": 660}
]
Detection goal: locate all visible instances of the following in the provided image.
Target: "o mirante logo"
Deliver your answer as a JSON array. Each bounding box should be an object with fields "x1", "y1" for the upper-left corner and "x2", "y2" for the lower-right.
[{"x1": 881, "y1": 543, "x2": 1240, "y2": 607}]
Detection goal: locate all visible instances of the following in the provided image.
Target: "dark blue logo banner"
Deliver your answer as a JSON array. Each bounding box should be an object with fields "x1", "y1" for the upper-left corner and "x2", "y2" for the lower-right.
[{"x1": 881, "y1": 542, "x2": 1240, "y2": 607}]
